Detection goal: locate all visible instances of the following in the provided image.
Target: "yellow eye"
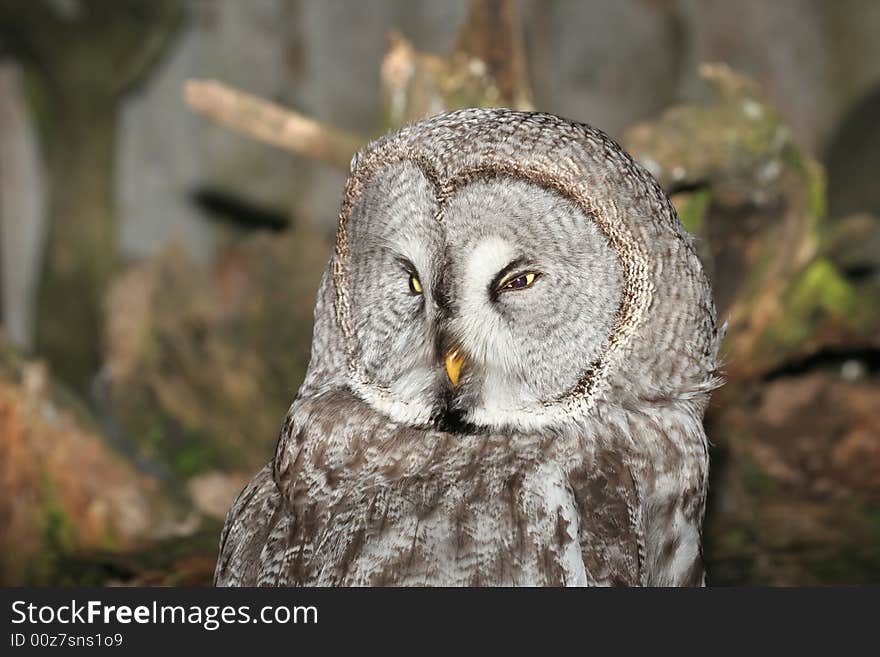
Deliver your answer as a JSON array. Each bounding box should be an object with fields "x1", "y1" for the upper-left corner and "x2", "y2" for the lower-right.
[
  {"x1": 501, "y1": 271, "x2": 538, "y2": 291},
  {"x1": 409, "y1": 274, "x2": 423, "y2": 295}
]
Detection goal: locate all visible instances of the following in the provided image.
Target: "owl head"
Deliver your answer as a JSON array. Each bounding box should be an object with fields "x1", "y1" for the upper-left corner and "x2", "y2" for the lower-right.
[{"x1": 301, "y1": 109, "x2": 720, "y2": 433}]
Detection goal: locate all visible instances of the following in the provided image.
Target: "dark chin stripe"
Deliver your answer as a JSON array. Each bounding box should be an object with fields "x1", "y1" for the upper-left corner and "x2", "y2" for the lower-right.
[
  {"x1": 430, "y1": 388, "x2": 488, "y2": 435},
  {"x1": 433, "y1": 409, "x2": 486, "y2": 436}
]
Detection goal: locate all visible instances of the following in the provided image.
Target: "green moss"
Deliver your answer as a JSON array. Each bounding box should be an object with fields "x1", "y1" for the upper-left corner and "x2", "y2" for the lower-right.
[
  {"x1": 805, "y1": 159, "x2": 827, "y2": 227},
  {"x1": 790, "y1": 259, "x2": 858, "y2": 317},
  {"x1": 24, "y1": 476, "x2": 77, "y2": 584},
  {"x1": 738, "y1": 102, "x2": 784, "y2": 158},
  {"x1": 175, "y1": 444, "x2": 217, "y2": 478},
  {"x1": 120, "y1": 402, "x2": 167, "y2": 462},
  {"x1": 781, "y1": 143, "x2": 827, "y2": 228},
  {"x1": 676, "y1": 189, "x2": 712, "y2": 234},
  {"x1": 42, "y1": 503, "x2": 75, "y2": 559},
  {"x1": 770, "y1": 258, "x2": 859, "y2": 349},
  {"x1": 144, "y1": 425, "x2": 164, "y2": 453}
]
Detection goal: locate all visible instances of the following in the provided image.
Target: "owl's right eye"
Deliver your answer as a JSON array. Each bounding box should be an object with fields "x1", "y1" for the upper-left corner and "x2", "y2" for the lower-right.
[{"x1": 408, "y1": 274, "x2": 423, "y2": 295}]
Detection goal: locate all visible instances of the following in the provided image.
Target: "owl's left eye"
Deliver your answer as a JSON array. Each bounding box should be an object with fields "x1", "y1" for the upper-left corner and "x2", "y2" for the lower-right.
[{"x1": 499, "y1": 271, "x2": 539, "y2": 292}]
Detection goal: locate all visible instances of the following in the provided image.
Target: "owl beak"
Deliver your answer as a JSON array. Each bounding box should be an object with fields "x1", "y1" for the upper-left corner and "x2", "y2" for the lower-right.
[{"x1": 444, "y1": 347, "x2": 466, "y2": 388}]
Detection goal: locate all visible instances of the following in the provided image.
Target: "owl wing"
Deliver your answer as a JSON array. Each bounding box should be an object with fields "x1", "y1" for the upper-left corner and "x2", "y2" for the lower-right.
[
  {"x1": 568, "y1": 448, "x2": 645, "y2": 586},
  {"x1": 213, "y1": 462, "x2": 282, "y2": 586},
  {"x1": 569, "y1": 434, "x2": 707, "y2": 587}
]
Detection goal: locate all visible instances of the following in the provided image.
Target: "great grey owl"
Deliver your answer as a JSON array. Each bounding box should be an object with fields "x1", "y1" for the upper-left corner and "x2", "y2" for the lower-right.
[{"x1": 215, "y1": 108, "x2": 722, "y2": 586}]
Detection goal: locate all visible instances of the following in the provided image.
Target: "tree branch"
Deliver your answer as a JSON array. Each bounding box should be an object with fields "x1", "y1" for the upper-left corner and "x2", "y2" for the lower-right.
[{"x1": 183, "y1": 79, "x2": 365, "y2": 171}]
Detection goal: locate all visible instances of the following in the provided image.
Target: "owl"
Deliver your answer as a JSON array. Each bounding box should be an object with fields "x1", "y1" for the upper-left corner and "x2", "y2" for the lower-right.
[{"x1": 214, "y1": 108, "x2": 722, "y2": 587}]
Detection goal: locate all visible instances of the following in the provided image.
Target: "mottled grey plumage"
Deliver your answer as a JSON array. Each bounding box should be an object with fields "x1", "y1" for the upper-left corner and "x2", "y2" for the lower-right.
[{"x1": 215, "y1": 108, "x2": 722, "y2": 587}]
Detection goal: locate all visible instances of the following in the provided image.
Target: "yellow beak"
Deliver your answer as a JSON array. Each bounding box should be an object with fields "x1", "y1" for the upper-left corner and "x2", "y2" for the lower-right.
[{"x1": 444, "y1": 347, "x2": 466, "y2": 388}]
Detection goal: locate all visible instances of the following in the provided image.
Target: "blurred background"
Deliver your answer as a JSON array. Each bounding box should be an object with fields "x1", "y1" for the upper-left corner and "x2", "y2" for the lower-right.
[{"x1": 0, "y1": 0, "x2": 878, "y2": 586}]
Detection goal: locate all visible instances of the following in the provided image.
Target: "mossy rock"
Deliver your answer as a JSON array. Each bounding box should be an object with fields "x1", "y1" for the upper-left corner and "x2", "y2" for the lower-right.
[
  {"x1": 103, "y1": 225, "x2": 330, "y2": 480},
  {"x1": 0, "y1": 337, "x2": 178, "y2": 585}
]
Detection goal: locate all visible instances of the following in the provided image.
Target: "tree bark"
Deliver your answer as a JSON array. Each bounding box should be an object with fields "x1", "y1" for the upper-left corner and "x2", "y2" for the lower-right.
[
  {"x1": 0, "y1": 0, "x2": 183, "y2": 391},
  {"x1": 34, "y1": 94, "x2": 116, "y2": 390}
]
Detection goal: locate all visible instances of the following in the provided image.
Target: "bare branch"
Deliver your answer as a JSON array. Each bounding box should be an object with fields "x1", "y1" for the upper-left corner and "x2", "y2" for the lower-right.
[{"x1": 184, "y1": 79, "x2": 365, "y2": 171}]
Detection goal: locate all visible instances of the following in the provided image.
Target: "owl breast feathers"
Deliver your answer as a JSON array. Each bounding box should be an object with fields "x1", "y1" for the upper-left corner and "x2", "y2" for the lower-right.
[{"x1": 215, "y1": 108, "x2": 723, "y2": 587}]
